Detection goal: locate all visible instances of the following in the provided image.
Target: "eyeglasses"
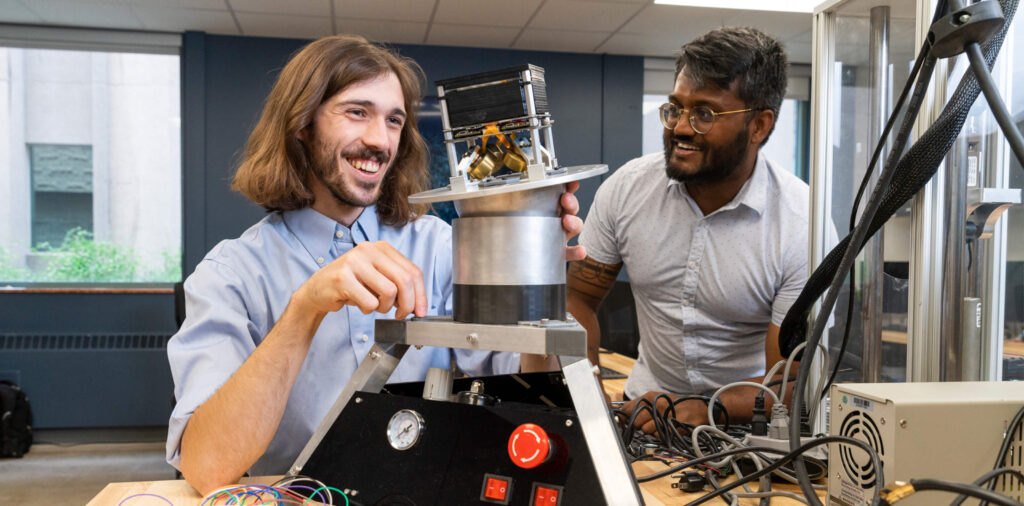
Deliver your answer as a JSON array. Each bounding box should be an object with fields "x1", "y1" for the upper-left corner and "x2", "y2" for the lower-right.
[{"x1": 658, "y1": 103, "x2": 753, "y2": 134}]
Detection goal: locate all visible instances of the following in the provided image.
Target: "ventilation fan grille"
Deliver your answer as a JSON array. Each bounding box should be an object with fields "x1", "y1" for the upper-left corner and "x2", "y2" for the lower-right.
[{"x1": 839, "y1": 409, "x2": 885, "y2": 490}]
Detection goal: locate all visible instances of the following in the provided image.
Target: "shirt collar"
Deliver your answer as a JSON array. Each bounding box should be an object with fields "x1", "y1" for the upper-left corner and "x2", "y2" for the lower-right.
[
  {"x1": 283, "y1": 205, "x2": 380, "y2": 262},
  {"x1": 665, "y1": 151, "x2": 769, "y2": 217}
]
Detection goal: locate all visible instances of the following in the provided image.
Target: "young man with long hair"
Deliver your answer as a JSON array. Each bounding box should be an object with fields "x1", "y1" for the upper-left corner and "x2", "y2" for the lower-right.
[{"x1": 166, "y1": 35, "x2": 582, "y2": 493}]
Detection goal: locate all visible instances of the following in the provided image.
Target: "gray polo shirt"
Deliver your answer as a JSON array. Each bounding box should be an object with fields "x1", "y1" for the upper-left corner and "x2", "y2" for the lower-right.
[{"x1": 580, "y1": 151, "x2": 810, "y2": 398}]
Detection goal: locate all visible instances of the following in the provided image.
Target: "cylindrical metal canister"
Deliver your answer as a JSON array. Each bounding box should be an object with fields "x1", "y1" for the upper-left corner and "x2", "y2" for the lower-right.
[{"x1": 451, "y1": 185, "x2": 566, "y2": 323}]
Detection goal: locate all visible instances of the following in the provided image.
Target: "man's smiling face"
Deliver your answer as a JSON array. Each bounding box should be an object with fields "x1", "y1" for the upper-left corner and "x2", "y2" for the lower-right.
[
  {"x1": 662, "y1": 70, "x2": 753, "y2": 185},
  {"x1": 307, "y1": 72, "x2": 407, "y2": 208}
]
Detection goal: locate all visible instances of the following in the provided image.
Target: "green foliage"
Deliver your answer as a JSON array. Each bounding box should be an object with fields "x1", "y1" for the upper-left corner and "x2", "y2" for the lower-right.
[
  {"x1": 37, "y1": 227, "x2": 138, "y2": 282},
  {"x1": 152, "y1": 247, "x2": 183, "y2": 282},
  {"x1": 0, "y1": 247, "x2": 30, "y2": 282}
]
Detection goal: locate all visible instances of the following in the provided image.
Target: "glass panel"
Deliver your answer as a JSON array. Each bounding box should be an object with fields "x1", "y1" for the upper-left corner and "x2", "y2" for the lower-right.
[
  {"x1": 825, "y1": 8, "x2": 918, "y2": 384},
  {"x1": 1001, "y1": 21, "x2": 1024, "y2": 380},
  {"x1": 0, "y1": 47, "x2": 181, "y2": 284}
]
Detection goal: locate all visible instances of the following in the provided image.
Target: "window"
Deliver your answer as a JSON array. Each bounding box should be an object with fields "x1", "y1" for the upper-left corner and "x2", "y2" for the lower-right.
[{"x1": 0, "y1": 41, "x2": 181, "y2": 285}]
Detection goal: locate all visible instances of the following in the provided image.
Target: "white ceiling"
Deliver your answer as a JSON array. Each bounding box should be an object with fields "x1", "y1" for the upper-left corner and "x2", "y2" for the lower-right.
[{"x1": 1, "y1": 0, "x2": 816, "y2": 62}]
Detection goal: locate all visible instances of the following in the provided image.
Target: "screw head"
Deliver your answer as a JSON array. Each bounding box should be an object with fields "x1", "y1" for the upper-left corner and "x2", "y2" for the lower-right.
[
  {"x1": 880, "y1": 417, "x2": 886, "y2": 425},
  {"x1": 958, "y1": 13, "x2": 971, "y2": 24},
  {"x1": 369, "y1": 351, "x2": 381, "y2": 360},
  {"x1": 466, "y1": 333, "x2": 479, "y2": 344},
  {"x1": 899, "y1": 419, "x2": 908, "y2": 428},
  {"x1": 838, "y1": 404, "x2": 844, "y2": 411},
  {"x1": 354, "y1": 397, "x2": 363, "y2": 404},
  {"x1": 565, "y1": 419, "x2": 573, "y2": 427}
]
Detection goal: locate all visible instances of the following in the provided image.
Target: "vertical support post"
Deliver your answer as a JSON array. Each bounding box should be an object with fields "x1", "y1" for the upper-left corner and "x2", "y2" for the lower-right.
[
  {"x1": 939, "y1": 137, "x2": 970, "y2": 381},
  {"x1": 437, "y1": 84, "x2": 460, "y2": 178},
  {"x1": 522, "y1": 69, "x2": 544, "y2": 167},
  {"x1": 860, "y1": 5, "x2": 890, "y2": 383}
]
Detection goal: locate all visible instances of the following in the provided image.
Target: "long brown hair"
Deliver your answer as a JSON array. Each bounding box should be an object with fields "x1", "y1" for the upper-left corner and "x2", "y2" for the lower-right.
[{"x1": 232, "y1": 35, "x2": 429, "y2": 226}]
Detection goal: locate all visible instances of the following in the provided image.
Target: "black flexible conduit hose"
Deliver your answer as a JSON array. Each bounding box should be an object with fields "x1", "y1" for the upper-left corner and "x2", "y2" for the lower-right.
[{"x1": 781, "y1": 0, "x2": 1019, "y2": 504}]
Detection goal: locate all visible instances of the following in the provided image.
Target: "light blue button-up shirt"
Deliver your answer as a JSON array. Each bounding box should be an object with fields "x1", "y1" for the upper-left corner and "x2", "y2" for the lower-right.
[{"x1": 166, "y1": 205, "x2": 519, "y2": 475}]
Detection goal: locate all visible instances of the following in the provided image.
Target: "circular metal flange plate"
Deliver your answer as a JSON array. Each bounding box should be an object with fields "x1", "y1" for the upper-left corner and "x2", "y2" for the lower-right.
[{"x1": 408, "y1": 164, "x2": 608, "y2": 204}]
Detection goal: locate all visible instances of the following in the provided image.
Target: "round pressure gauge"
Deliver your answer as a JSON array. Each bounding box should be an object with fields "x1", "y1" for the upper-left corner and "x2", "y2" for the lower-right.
[{"x1": 387, "y1": 409, "x2": 425, "y2": 451}]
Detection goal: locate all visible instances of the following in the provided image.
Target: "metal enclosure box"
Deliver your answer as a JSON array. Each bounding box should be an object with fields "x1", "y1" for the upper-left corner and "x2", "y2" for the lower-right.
[{"x1": 828, "y1": 382, "x2": 1024, "y2": 506}]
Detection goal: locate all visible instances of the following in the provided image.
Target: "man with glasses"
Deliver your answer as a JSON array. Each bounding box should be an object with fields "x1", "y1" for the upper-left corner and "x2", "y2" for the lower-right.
[{"x1": 567, "y1": 27, "x2": 808, "y2": 431}]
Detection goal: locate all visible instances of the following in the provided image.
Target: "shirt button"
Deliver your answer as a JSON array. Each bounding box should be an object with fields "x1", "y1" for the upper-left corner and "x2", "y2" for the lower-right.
[
  {"x1": 316, "y1": 257, "x2": 325, "y2": 264},
  {"x1": 361, "y1": 334, "x2": 369, "y2": 343},
  {"x1": 336, "y1": 231, "x2": 344, "y2": 239},
  {"x1": 688, "y1": 262, "x2": 697, "y2": 270}
]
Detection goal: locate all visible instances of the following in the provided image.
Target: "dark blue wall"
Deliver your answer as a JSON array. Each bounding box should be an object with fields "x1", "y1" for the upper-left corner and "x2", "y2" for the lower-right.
[
  {"x1": 0, "y1": 32, "x2": 642, "y2": 429},
  {"x1": 183, "y1": 32, "x2": 642, "y2": 272}
]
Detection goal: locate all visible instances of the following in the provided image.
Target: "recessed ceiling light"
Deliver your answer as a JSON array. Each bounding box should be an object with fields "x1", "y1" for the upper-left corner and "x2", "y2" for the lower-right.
[{"x1": 653, "y1": 0, "x2": 818, "y2": 13}]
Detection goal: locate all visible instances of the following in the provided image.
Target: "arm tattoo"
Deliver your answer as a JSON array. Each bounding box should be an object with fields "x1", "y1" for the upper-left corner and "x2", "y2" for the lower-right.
[{"x1": 567, "y1": 257, "x2": 622, "y2": 302}]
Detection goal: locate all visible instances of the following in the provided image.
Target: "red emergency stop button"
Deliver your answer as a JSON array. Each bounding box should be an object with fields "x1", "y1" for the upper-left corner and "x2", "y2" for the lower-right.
[{"x1": 508, "y1": 423, "x2": 551, "y2": 469}]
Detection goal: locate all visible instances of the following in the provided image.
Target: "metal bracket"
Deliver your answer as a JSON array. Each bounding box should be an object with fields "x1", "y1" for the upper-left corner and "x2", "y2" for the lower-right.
[
  {"x1": 966, "y1": 187, "x2": 1021, "y2": 239},
  {"x1": 374, "y1": 316, "x2": 587, "y2": 357},
  {"x1": 928, "y1": 0, "x2": 1005, "y2": 58}
]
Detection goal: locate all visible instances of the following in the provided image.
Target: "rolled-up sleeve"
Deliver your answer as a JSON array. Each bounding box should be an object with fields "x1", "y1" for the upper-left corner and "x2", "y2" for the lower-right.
[{"x1": 165, "y1": 259, "x2": 261, "y2": 470}]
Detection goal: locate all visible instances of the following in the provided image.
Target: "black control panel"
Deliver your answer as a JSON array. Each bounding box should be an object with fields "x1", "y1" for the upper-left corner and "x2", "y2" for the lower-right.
[{"x1": 300, "y1": 372, "x2": 607, "y2": 505}]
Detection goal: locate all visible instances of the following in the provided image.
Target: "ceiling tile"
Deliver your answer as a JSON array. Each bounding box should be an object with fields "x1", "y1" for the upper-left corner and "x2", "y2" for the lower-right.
[
  {"x1": 599, "y1": 32, "x2": 688, "y2": 58},
  {"x1": 512, "y1": 28, "x2": 608, "y2": 53},
  {"x1": 0, "y1": 0, "x2": 43, "y2": 23},
  {"x1": 723, "y1": 10, "x2": 812, "y2": 40},
  {"x1": 425, "y1": 23, "x2": 518, "y2": 49},
  {"x1": 332, "y1": 0, "x2": 435, "y2": 23},
  {"x1": 131, "y1": 6, "x2": 240, "y2": 34},
  {"x1": 230, "y1": 0, "x2": 330, "y2": 16},
  {"x1": 434, "y1": 0, "x2": 543, "y2": 28},
  {"x1": 235, "y1": 12, "x2": 332, "y2": 39},
  {"x1": 23, "y1": 0, "x2": 145, "y2": 29},
  {"x1": 528, "y1": 0, "x2": 645, "y2": 32},
  {"x1": 619, "y1": 4, "x2": 732, "y2": 34},
  {"x1": 121, "y1": 0, "x2": 225, "y2": 8},
  {"x1": 335, "y1": 18, "x2": 428, "y2": 44}
]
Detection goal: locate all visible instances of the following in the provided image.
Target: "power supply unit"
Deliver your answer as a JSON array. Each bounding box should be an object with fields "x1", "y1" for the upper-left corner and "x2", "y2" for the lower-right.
[{"x1": 827, "y1": 382, "x2": 1024, "y2": 506}]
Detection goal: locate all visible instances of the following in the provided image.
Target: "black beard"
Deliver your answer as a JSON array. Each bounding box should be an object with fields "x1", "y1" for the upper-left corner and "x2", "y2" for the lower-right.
[
  {"x1": 309, "y1": 138, "x2": 390, "y2": 208},
  {"x1": 663, "y1": 126, "x2": 750, "y2": 185}
]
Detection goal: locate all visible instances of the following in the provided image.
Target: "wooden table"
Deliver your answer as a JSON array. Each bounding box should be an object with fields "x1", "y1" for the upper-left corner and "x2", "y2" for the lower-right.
[
  {"x1": 90, "y1": 352, "x2": 817, "y2": 505},
  {"x1": 883, "y1": 329, "x2": 1024, "y2": 357}
]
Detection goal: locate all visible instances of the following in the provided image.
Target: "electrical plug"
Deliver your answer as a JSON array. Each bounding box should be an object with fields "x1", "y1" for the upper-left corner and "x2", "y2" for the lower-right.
[
  {"x1": 768, "y1": 403, "x2": 790, "y2": 440},
  {"x1": 751, "y1": 395, "x2": 768, "y2": 436}
]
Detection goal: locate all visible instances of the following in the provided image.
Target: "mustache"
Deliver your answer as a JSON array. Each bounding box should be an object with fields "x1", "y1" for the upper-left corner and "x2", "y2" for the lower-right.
[
  {"x1": 668, "y1": 135, "x2": 705, "y2": 149},
  {"x1": 341, "y1": 147, "x2": 390, "y2": 165}
]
